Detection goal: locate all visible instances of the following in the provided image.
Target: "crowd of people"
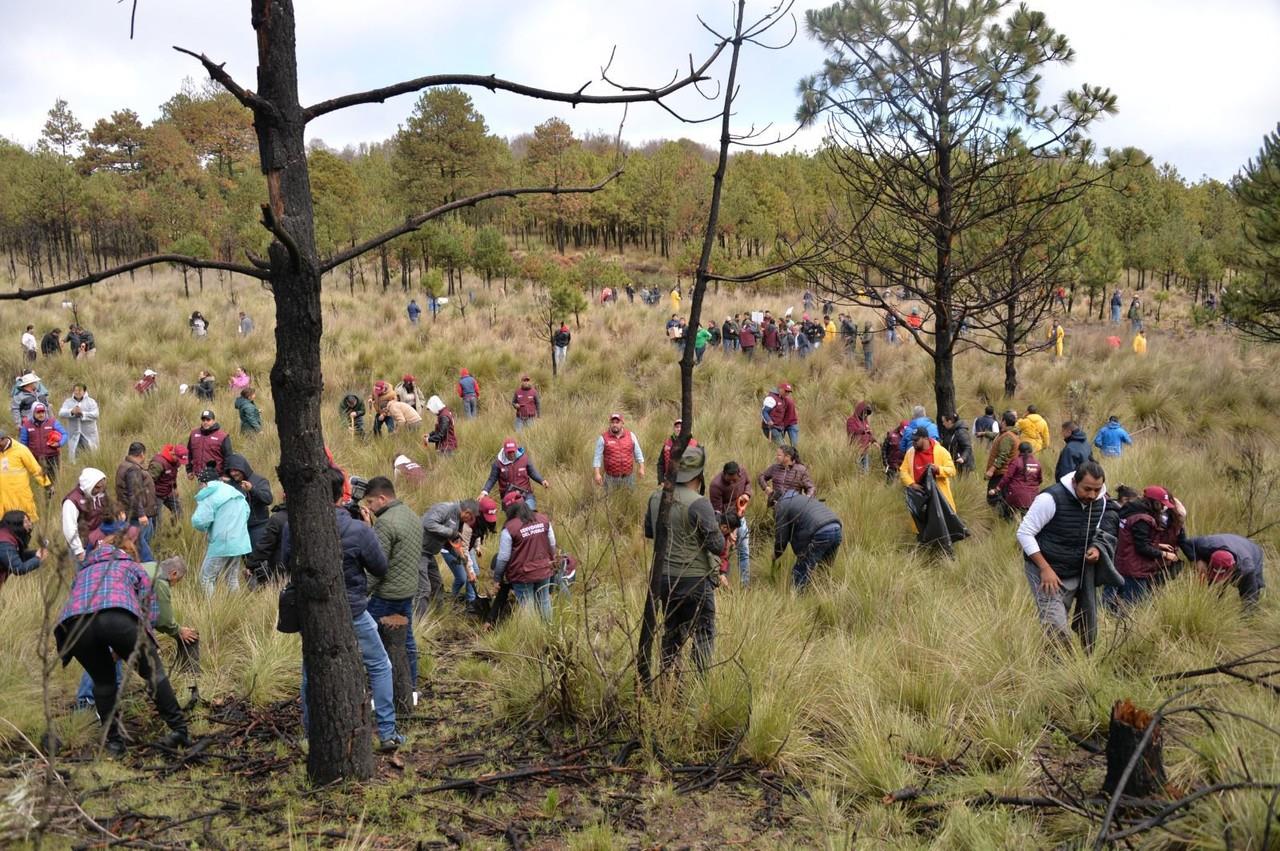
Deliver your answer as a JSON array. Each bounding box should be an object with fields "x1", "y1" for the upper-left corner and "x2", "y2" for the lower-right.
[{"x1": 0, "y1": 289, "x2": 1265, "y2": 760}]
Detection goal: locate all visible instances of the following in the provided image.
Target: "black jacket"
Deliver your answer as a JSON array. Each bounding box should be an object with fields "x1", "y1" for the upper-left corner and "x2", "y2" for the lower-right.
[
  {"x1": 249, "y1": 504, "x2": 289, "y2": 569},
  {"x1": 940, "y1": 423, "x2": 974, "y2": 470},
  {"x1": 1054, "y1": 429, "x2": 1094, "y2": 480},
  {"x1": 224, "y1": 453, "x2": 274, "y2": 529},
  {"x1": 282, "y1": 507, "x2": 386, "y2": 618}
]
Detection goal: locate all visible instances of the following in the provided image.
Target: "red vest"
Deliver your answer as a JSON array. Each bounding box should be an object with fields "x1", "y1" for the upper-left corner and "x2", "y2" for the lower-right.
[
  {"x1": 503, "y1": 514, "x2": 555, "y2": 583},
  {"x1": 1116, "y1": 512, "x2": 1176, "y2": 580},
  {"x1": 64, "y1": 485, "x2": 106, "y2": 543},
  {"x1": 661, "y1": 437, "x2": 698, "y2": 477},
  {"x1": 766, "y1": 393, "x2": 787, "y2": 427},
  {"x1": 601, "y1": 429, "x2": 636, "y2": 477},
  {"x1": 498, "y1": 453, "x2": 533, "y2": 495},
  {"x1": 435, "y1": 410, "x2": 457, "y2": 452},
  {"x1": 151, "y1": 453, "x2": 181, "y2": 498},
  {"x1": 513, "y1": 388, "x2": 539, "y2": 418},
  {"x1": 1002, "y1": 455, "x2": 1042, "y2": 510},
  {"x1": 23, "y1": 419, "x2": 60, "y2": 459},
  {"x1": 189, "y1": 427, "x2": 228, "y2": 473}
]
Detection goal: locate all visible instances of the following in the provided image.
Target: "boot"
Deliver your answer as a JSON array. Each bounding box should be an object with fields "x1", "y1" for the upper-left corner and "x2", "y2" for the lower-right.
[{"x1": 161, "y1": 728, "x2": 192, "y2": 749}]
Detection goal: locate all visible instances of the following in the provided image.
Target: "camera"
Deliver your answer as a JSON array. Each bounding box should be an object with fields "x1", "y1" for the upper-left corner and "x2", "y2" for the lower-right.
[{"x1": 348, "y1": 476, "x2": 370, "y2": 503}]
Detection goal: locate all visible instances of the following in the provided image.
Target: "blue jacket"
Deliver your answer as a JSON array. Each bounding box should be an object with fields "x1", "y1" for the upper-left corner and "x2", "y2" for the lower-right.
[
  {"x1": 899, "y1": 416, "x2": 939, "y2": 452},
  {"x1": 282, "y1": 508, "x2": 387, "y2": 618},
  {"x1": 458, "y1": 375, "x2": 479, "y2": 398},
  {"x1": 19, "y1": 418, "x2": 66, "y2": 450},
  {"x1": 191, "y1": 480, "x2": 252, "y2": 557},
  {"x1": 1093, "y1": 422, "x2": 1133, "y2": 457},
  {"x1": 407, "y1": 301, "x2": 421, "y2": 319}
]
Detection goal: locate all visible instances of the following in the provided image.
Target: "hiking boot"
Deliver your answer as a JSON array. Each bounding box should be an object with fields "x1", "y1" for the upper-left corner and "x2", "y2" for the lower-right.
[
  {"x1": 378, "y1": 733, "x2": 406, "y2": 752},
  {"x1": 161, "y1": 729, "x2": 192, "y2": 749},
  {"x1": 105, "y1": 739, "x2": 127, "y2": 759}
]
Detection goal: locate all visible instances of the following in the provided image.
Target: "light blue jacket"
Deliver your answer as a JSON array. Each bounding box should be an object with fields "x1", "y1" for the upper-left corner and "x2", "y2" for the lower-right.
[
  {"x1": 899, "y1": 416, "x2": 939, "y2": 452},
  {"x1": 1092, "y1": 422, "x2": 1133, "y2": 457},
  {"x1": 192, "y1": 480, "x2": 251, "y2": 557}
]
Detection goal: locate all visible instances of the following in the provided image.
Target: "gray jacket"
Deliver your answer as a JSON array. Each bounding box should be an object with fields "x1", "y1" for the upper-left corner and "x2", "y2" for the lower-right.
[
  {"x1": 774, "y1": 492, "x2": 841, "y2": 558},
  {"x1": 1183, "y1": 534, "x2": 1266, "y2": 602},
  {"x1": 421, "y1": 501, "x2": 463, "y2": 555}
]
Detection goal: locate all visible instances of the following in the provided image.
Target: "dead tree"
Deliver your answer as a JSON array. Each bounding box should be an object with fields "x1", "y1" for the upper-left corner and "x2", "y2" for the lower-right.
[{"x1": 5, "y1": 0, "x2": 729, "y2": 786}]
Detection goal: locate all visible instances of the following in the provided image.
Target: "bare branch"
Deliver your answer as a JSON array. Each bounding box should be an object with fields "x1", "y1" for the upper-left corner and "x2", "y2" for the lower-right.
[
  {"x1": 172, "y1": 46, "x2": 281, "y2": 121},
  {"x1": 301, "y1": 41, "x2": 727, "y2": 122},
  {"x1": 320, "y1": 170, "x2": 624, "y2": 273},
  {"x1": 0, "y1": 255, "x2": 269, "y2": 302}
]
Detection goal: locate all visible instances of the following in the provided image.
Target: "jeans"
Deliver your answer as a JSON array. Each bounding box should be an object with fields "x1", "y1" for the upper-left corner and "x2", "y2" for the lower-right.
[
  {"x1": 133, "y1": 521, "x2": 155, "y2": 562},
  {"x1": 769, "y1": 425, "x2": 799, "y2": 447},
  {"x1": 302, "y1": 609, "x2": 396, "y2": 741},
  {"x1": 515, "y1": 416, "x2": 535, "y2": 432},
  {"x1": 887, "y1": 327, "x2": 897, "y2": 344},
  {"x1": 603, "y1": 473, "x2": 635, "y2": 491},
  {"x1": 736, "y1": 517, "x2": 751, "y2": 585},
  {"x1": 742, "y1": 346, "x2": 754, "y2": 360},
  {"x1": 374, "y1": 415, "x2": 396, "y2": 435},
  {"x1": 366, "y1": 596, "x2": 418, "y2": 687},
  {"x1": 695, "y1": 346, "x2": 706, "y2": 364},
  {"x1": 1111, "y1": 305, "x2": 1121, "y2": 323},
  {"x1": 58, "y1": 610, "x2": 185, "y2": 745},
  {"x1": 462, "y1": 396, "x2": 478, "y2": 419},
  {"x1": 792, "y1": 523, "x2": 842, "y2": 589},
  {"x1": 199, "y1": 555, "x2": 242, "y2": 596},
  {"x1": 554, "y1": 345, "x2": 568, "y2": 368},
  {"x1": 415, "y1": 554, "x2": 445, "y2": 618},
  {"x1": 512, "y1": 580, "x2": 554, "y2": 620},
  {"x1": 442, "y1": 548, "x2": 477, "y2": 601},
  {"x1": 1104, "y1": 575, "x2": 1155, "y2": 611},
  {"x1": 863, "y1": 349, "x2": 873, "y2": 371}
]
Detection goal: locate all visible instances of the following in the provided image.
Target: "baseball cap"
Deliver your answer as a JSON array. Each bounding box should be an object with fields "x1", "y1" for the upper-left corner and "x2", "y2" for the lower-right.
[
  {"x1": 780, "y1": 382, "x2": 793, "y2": 392},
  {"x1": 1143, "y1": 486, "x2": 1176, "y2": 509},
  {"x1": 1207, "y1": 549, "x2": 1236, "y2": 579},
  {"x1": 478, "y1": 496, "x2": 499, "y2": 524},
  {"x1": 175, "y1": 446, "x2": 190, "y2": 462},
  {"x1": 502, "y1": 490, "x2": 525, "y2": 508},
  {"x1": 402, "y1": 374, "x2": 415, "y2": 383},
  {"x1": 521, "y1": 374, "x2": 531, "y2": 381},
  {"x1": 201, "y1": 409, "x2": 215, "y2": 420},
  {"x1": 673, "y1": 418, "x2": 683, "y2": 426},
  {"x1": 609, "y1": 412, "x2": 623, "y2": 422},
  {"x1": 675, "y1": 445, "x2": 707, "y2": 483},
  {"x1": 503, "y1": 439, "x2": 518, "y2": 454},
  {"x1": 143, "y1": 369, "x2": 157, "y2": 377}
]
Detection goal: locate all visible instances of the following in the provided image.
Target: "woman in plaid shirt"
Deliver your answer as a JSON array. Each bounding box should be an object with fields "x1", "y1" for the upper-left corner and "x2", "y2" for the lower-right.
[{"x1": 54, "y1": 527, "x2": 190, "y2": 757}]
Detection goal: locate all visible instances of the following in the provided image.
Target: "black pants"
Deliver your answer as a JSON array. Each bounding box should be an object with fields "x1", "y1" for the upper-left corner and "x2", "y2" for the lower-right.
[
  {"x1": 638, "y1": 574, "x2": 716, "y2": 683},
  {"x1": 414, "y1": 554, "x2": 446, "y2": 619},
  {"x1": 58, "y1": 610, "x2": 185, "y2": 745}
]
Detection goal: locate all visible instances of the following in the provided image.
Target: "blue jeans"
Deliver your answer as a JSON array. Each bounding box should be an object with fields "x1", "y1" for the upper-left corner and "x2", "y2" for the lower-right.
[
  {"x1": 302, "y1": 609, "x2": 396, "y2": 741},
  {"x1": 887, "y1": 327, "x2": 897, "y2": 343},
  {"x1": 792, "y1": 523, "x2": 842, "y2": 590},
  {"x1": 200, "y1": 555, "x2": 242, "y2": 596},
  {"x1": 1104, "y1": 575, "x2": 1155, "y2": 611},
  {"x1": 695, "y1": 346, "x2": 706, "y2": 364},
  {"x1": 769, "y1": 425, "x2": 799, "y2": 447},
  {"x1": 442, "y1": 548, "x2": 477, "y2": 601},
  {"x1": 462, "y1": 396, "x2": 478, "y2": 418},
  {"x1": 512, "y1": 580, "x2": 553, "y2": 620},
  {"x1": 515, "y1": 416, "x2": 535, "y2": 432},
  {"x1": 365, "y1": 596, "x2": 418, "y2": 687},
  {"x1": 374, "y1": 415, "x2": 396, "y2": 435},
  {"x1": 1111, "y1": 305, "x2": 1121, "y2": 323},
  {"x1": 133, "y1": 521, "x2": 155, "y2": 562},
  {"x1": 736, "y1": 517, "x2": 750, "y2": 585}
]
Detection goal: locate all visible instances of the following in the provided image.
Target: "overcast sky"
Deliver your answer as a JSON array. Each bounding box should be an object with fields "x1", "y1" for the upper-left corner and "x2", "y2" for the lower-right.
[{"x1": 2, "y1": 0, "x2": 1277, "y2": 181}]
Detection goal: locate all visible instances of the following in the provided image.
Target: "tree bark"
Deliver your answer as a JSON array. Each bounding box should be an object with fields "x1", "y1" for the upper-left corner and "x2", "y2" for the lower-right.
[
  {"x1": 1103, "y1": 699, "x2": 1166, "y2": 797},
  {"x1": 254, "y1": 0, "x2": 374, "y2": 785},
  {"x1": 377, "y1": 615, "x2": 414, "y2": 717}
]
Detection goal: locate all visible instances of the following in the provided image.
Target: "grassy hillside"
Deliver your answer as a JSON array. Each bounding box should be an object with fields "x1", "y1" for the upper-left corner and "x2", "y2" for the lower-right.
[{"x1": 1, "y1": 269, "x2": 1276, "y2": 849}]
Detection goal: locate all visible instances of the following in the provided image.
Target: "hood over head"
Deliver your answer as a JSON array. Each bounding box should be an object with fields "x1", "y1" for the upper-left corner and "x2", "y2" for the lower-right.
[
  {"x1": 426, "y1": 395, "x2": 446, "y2": 415},
  {"x1": 224, "y1": 453, "x2": 254, "y2": 478},
  {"x1": 78, "y1": 467, "x2": 107, "y2": 494}
]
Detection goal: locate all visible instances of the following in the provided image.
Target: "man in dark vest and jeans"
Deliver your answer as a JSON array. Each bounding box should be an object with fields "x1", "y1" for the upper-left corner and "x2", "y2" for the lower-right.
[
  {"x1": 511, "y1": 375, "x2": 541, "y2": 432},
  {"x1": 186, "y1": 410, "x2": 231, "y2": 479},
  {"x1": 481, "y1": 439, "x2": 550, "y2": 509},
  {"x1": 1016, "y1": 460, "x2": 1118, "y2": 653},
  {"x1": 639, "y1": 445, "x2": 726, "y2": 683}
]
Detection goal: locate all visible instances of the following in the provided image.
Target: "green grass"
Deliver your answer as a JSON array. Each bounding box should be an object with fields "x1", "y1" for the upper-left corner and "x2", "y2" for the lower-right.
[{"x1": 1, "y1": 269, "x2": 1278, "y2": 847}]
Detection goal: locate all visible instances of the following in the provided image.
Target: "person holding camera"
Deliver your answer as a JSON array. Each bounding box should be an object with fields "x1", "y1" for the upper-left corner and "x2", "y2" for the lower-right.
[{"x1": 359, "y1": 477, "x2": 424, "y2": 688}]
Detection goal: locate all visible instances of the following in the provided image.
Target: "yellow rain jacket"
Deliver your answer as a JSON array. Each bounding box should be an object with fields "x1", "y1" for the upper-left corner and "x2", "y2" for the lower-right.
[{"x1": 0, "y1": 439, "x2": 51, "y2": 522}]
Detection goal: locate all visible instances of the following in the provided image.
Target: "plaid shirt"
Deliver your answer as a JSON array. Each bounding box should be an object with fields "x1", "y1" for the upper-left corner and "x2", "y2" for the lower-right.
[{"x1": 57, "y1": 545, "x2": 157, "y2": 633}]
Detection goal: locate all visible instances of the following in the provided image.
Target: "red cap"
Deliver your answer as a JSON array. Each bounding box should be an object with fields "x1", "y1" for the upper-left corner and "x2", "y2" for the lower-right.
[
  {"x1": 502, "y1": 490, "x2": 525, "y2": 508},
  {"x1": 521, "y1": 374, "x2": 531, "y2": 381},
  {"x1": 780, "y1": 383, "x2": 793, "y2": 392},
  {"x1": 478, "y1": 496, "x2": 498, "y2": 524},
  {"x1": 609, "y1": 412, "x2": 623, "y2": 422},
  {"x1": 402, "y1": 374, "x2": 415, "y2": 383},
  {"x1": 1207, "y1": 550, "x2": 1236, "y2": 581},
  {"x1": 1143, "y1": 486, "x2": 1176, "y2": 509},
  {"x1": 503, "y1": 439, "x2": 518, "y2": 454}
]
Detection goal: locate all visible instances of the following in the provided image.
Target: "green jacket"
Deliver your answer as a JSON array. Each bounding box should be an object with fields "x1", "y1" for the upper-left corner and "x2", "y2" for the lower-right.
[
  {"x1": 644, "y1": 485, "x2": 725, "y2": 580},
  {"x1": 370, "y1": 500, "x2": 423, "y2": 600},
  {"x1": 235, "y1": 396, "x2": 263, "y2": 433},
  {"x1": 143, "y1": 562, "x2": 180, "y2": 639},
  {"x1": 694, "y1": 327, "x2": 712, "y2": 349}
]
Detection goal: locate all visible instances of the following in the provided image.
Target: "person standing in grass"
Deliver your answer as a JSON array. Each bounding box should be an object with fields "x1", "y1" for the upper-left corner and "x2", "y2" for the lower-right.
[
  {"x1": 1016, "y1": 405, "x2": 1051, "y2": 454},
  {"x1": 1133, "y1": 329, "x2": 1147, "y2": 355},
  {"x1": 149, "y1": 444, "x2": 188, "y2": 532},
  {"x1": 1054, "y1": 421, "x2": 1094, "y2": 481},
  {"x1": 116, "y1": 442, "x2": 159, "y2": 562},
  {"x1": 61, "y1": 468, "x2": 108, "y2": 565},
  {"x1": 235, "y1": 387, "x2": 263, "y2": 435},
  {"x1": 361, "y1": 476, "x2": 424, "y2": 689},
  {"x1": 40, "y1": 327, "x2": 62, "y2": 357},
  {"x1": 990, "y1": 441, "x2": 1042, "y2": 519},
  {"x1": 657, "y1": 420, "x2": 699, "y2": 482},
  {"x1": 456, "y1": 368, "x2": 480, "y2": 419},
  {"x1": 900, "y1": 427, "x2": 958, "y2": 512},
  {"x1": 224, "y1": 454, "x2": 273, "y2": 566},
  {"x1": 938, "y1": 412, "x2": 974, "y2": 476},
  {"x1": 481, "y1": 439, "x2": 551, "y2": 509},
  {"x1": 984, "y1": 411, "x2": 1021, "y2": 508},
  {"x1": 758, "y1": 445, "x2": 816, "y2": 508},
  {"x1": 1110, "y1": 485, "x2": 1185, "y2": 607},
  {"x1": 553, "y1": 322, "x2": 571, "y2": 369},
  {"x1": 19, "y1": 402, "x2": 67, "y2": 480},
  {"x1": 238, "y1": 311, "x2": 254, "y2": 336},
  {"x1": 693, "y1": 323, "x2": 712, "y2": 364},
  {"x1": 511, "y1": 375, "x2": 540, "y2": 432},
  {"x1": 774, "y1": 490, "x2": 843, "y2": 591},
  {"x1": 191, "y1": 466, "x2": 251, "y2": 596},
  {"x1": 424, "y1": 395, "x2": 458, "y2": 454},
  {"x1": 593, "y1": 413, "x2": 645, "y2": 490},
  {"x1": 640, "y1": 446, "x2": 726, "y2": 682},
  {"x1": 973, "y1": 406, "x2": 999, "y2": 445},
  {"x1": 58, "y1": 383, "x2": 99, "y2": 460},
  {"x1": 186, "y1": 409, "x2": 232, "y2": 478},
  {"x1": 898, "y1": 405, "x2": 939, "y2": 453},
  {"x1": 406, "y1": 298, "x2": 421, "y2": 324},
  {"x1": 11, "y1": 372, "x2": 46, "y2": 427},
  {"x1": 395, "y1": 375, "x2": 424, "y2": 413},
  {"x1": 762, "y1": 383, "x2": 799, "y2": 447},
  {"x1": 709, "y1": 461, "x2": 752, "y2": 587},
  {"x1": 1016, "y1": 460, "x2": 1118, "y2": 653},
  {"x1": 1093, "y1": 415, "x2": 1133, "y2": 459},
  {"x1": 1110, "y1": 290, "x2": 1123, "y2": 324},
  {"x1": 493, "y1": 490, "x2": 559, "y2": 620},
  {"x1": 846, "y1": 401, "x2": 875, "y2": 473},
  {"x1": 21, "y1": 324, "x2": 37, "y2": 364}
]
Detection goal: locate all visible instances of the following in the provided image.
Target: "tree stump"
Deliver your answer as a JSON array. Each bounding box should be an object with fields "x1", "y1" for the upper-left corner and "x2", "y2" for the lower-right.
[
  {"x1": 377, "y1": 615, "x2": 414, "y2": 717},
  {"x1": 1102, "y1": 699, "x2": 1167, "y2": 796}
]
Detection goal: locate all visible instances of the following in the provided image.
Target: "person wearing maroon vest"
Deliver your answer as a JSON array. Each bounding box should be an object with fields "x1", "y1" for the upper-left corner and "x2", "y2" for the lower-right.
[
  {"x1": 593, "y1": 413, "x2": 645, "y2": 491},
  {"x1": 991, "y1": 442, "x2": 1042, "y2": 519},
  {"x1": 1110, "y1": 485, "x2": 1185, "y2": 607},
  {"x1": 493, "y1": 490, "x2": 557, "y2": 620},
  {"x1": 149, "y1": 444, "x2": 189, "y2": 532},
  {"x1": 61, "y1": 467, "x2": 108, "y2": 563},
  {"x1": 709, "y1": 461, "x2": 753, "y2": 586},
  {"x1": 481, "y1": 439, "x2": 550, "y2": 509},
  {"x1": 657, "y1": 420, "x2": 699, "y2": 481},
  {"x1": 424, "y1": 395, "x2": 458, "y2": 454},
  {"x1": 186, "y1": 410, "x2": 232, "y2": 479},
  {"x1": 511, "y1": 376, "x2": 541, "y2": 432},
  {"x1": 19, "y1": 403, "x2": 67, "y2": 479}
]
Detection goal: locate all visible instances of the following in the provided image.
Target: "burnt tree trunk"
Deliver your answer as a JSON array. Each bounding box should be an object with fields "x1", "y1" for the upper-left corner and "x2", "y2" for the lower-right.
[
  {"x1": 377, "y1": 614, "x2": 414, "y2": 717},
  {"x1": 254, "y1": 0, "x2": 374, "y2": 785},
  {"x1": 1102, "y1": 699, "x2": 1167, "y2": 797}
]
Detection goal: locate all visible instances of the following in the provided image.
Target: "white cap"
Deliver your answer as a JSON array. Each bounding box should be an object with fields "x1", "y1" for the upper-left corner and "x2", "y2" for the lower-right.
[{"x1": 143, "y1": 369, "x2": 157, "y2": 377}]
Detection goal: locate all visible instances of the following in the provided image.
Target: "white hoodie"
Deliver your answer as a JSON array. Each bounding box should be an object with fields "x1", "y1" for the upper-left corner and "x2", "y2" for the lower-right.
[
  {"x1": 426, "y1": 395, "x2": 446, "y2": 415},
  {"x1": 62, "y1": 467, "x2": 107, "y2": 560}
]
